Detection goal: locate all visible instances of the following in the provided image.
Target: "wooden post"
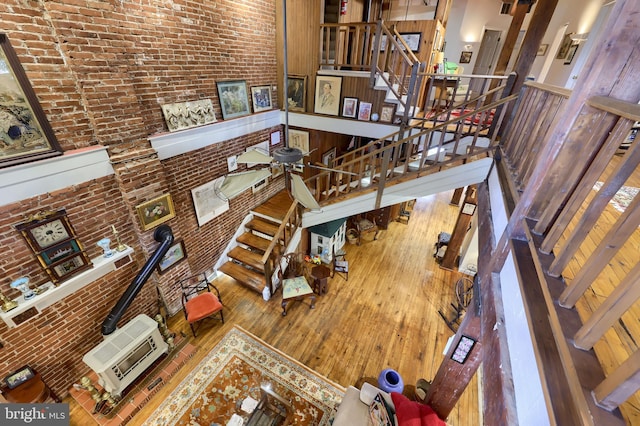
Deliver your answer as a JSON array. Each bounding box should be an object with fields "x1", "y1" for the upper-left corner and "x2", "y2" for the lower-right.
[
  {"x1": 450, "y1": 187, "x2": 463, "y2": 206},
  {"x1": 440, "y1": 186, "x2": 477, "y2": 270}
]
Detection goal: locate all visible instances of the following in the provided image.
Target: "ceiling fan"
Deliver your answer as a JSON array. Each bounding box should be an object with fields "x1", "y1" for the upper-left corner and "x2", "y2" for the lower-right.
[{"x1": 216, "y1": 0, "x2": 353, "y2": 211}]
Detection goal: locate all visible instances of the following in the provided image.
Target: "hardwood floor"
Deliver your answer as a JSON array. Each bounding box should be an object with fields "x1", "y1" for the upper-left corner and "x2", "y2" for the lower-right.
[{"x1": 67, "y1": 190, "x2": 480, "y2": 425}]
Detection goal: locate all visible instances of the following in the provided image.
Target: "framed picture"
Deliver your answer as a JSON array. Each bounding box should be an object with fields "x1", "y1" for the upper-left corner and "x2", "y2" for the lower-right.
[
  {"x1": 314, "y1": 75, "x2": 342, "y2": 116},
  {"x1": 135, "y1": 193, "x2": 176, "y2": 231},
  {"x1": 380, "y1": 32, "x2": 422, "y2": 53},
  {"x1": 250, "y1": 85, "x2": 273, "y2": 113},
  {"x1": 322, "y1": 147, "x2": 337, "y2": 166},
  {"x1": 191, "y1": 177, "x2": 229, "y2": 227},
  {"x1": 564, "y1": 43, "x2": 579, "y2": 65},
  {"x1": 161, "y1": 99, "x2": 216, "y2": 132},
  {"x1": 157, "y1": 239, "x2": 186, "y2": 274},
  {"x1": 217, "y1": 80, "x2": 251, "y2": 119},
  {"x1": 380, "y1": 105, "x2": 396, "y2": 123},
  {"x1": 41, "y1": 239, "x2": 82, "y2": 265},
  {"x1": 288, "y1": 129, "x2": 310, "y2": 153},
  {"x1": 537, "y1": 44, "x2": 549, "y2": 56},
  {"x1": 462, "y1": 202, "x2": 476, "y2": 215},
  {"x1": 342, "y1": 97, "x2": 358, "y2": 118},
  {"x1": 3, "y1": 365, "x2": 35, "y2": 389},
  {"x1": 459, "y1": 51, "x2": 472, "y2": 64},
  {"x1": 287, "y1": 75, "x2": 307, "y2": 112},
  {"x1": 451, "y1": 335, "x2": 476, "y2": 364},
  {"x1": 358, "y1": 102, "x2": 372, "y2": 121},
  {"x1": 556, "y1": 33, "x2": 573, "y2": 59},
  {"x1": 0, "y1": 34, "x2": 63, "y2": 169}
]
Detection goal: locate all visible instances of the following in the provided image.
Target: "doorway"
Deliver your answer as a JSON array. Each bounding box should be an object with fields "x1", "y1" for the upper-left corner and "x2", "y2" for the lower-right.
[{"x1": 471, "y1": 29, "x2": 502, "y2": 92}]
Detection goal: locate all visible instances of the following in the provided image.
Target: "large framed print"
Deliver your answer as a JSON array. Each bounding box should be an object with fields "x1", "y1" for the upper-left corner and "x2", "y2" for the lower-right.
[
  {"x1": 191, "y1": 177, "x2": 230, "y2": 227},
  {"x1": 217, "y1": 80, "x2": 251, "y2": 119},
  {"x1": 135, "y1": 193, "x2": 176, "y2": 231},
  {"x1": 287, "y1": 75, "x2": 307, "y2": 112},
  {"x1": 314, "y1": 75, "x2": 342, "y2": 116},
  {"x1": 0, "y1": 34, "x2": 63, "y2": 168},
  {"x1": 157, "y1": 239, "x2": 187, "y2": 274}
]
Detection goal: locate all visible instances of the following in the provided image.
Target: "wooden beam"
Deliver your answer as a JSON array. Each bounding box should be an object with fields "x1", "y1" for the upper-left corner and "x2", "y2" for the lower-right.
[
  {"x1": 594, "y1": 350, "x2": 640, "y2": 411},
  {"x1": 495, "y1": 2, "x2": 528, "y2": 77},
  {"x1": 440, "y1": 186, "x2": 477, "y2": 270}
]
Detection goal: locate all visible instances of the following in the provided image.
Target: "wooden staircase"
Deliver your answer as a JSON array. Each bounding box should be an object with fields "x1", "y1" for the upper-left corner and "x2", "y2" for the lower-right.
[{"x1": 218, "y1": 191, "x2": 294, "y2": 295}]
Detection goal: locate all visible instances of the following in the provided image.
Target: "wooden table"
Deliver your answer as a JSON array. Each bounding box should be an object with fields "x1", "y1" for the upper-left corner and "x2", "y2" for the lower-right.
[
  {"x1": 281, "y1": 276, "x2": 316, "y2": 316},
  {"x1": 310, "y1": 264, "x2": 331, "y2": 295},
  {"x1": 1, "y1": 372, "x2": 58, "y2": 403}
]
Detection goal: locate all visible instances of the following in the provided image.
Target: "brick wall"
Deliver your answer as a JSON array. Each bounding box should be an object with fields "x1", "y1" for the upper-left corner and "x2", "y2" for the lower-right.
[{"x1": 0, "y1": 0, "x2": 278, "y2": 397}]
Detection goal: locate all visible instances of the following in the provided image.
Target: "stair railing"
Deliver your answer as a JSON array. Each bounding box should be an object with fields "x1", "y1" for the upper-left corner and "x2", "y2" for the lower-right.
[{"x1": 260, "y1": 199, "x2": 300, "y2": 295}]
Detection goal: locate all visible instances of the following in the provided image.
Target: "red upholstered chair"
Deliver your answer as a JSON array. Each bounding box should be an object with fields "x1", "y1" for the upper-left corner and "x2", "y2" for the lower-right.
[{"x1": 177, "y1": 273, "x2": 224, "y2": 337}]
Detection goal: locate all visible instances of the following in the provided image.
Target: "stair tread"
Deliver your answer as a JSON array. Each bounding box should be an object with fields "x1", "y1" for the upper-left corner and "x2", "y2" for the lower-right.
[
  {"x1": 247, "y1": 217, "x2": 281, "y2": 237},
  {"x1": 236, "y1": 233, "x2": 272, "y2": 252},
  {"x1": 228, "y1": 246, "x2": 266, "y2": 272},
  {"x1": 219, "y1": 262, "x2": 265, "y2": 293}
]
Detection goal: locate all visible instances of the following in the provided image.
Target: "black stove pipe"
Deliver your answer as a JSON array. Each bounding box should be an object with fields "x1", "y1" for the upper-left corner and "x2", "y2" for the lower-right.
[{"x1": 101, "y1": 225, "x2": 174, "y2": 336}]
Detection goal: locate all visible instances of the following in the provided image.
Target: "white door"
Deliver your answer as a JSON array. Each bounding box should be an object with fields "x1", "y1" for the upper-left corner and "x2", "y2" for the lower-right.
[{"x1": 471, "y1": 29, "x2": 502, "y2": 93}]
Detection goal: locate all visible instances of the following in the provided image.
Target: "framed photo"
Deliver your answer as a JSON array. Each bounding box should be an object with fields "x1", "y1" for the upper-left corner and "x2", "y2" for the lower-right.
[
  {"x1": 380, "y1": 105, "x2": 396, "y2": 123},
  {"x1": 459, "y1": 51, "x2": 472, "y2": 64},
  {"x1": 157, "y1": 239, "x2": 186, "y2": 274},
  {"x1": 322, "y1": 147, "x2": 337, "y2": 166},
  {"x1": 0, "y1": 34, "x2": 63, "y2": 169},
  {"x1": 556, "y1": 33, "x2": 573, "y2": 59},
  {"x1": 314, "y1": 75, "x2": 342, "y2": 116},
  {"x1": 3, "y1": 365, "x2": 35, "y2": 389},
  {"x1": 564, "y1": 43, "x2": 579, "y2": 65},
  {"x1": 380, "y1": 32, "x2": 422, "y2": 53},
  {"x1": 342, "y1": 97, "x2": 358, "y2": 118},
  {"x1": 451, "y1": 335, "x2": 476, "y2": 364},
  {"x1": 288, "y1": 129, "x2": 310, "y2": 154},
  {"x1": 250, "y1": 85, "x2": 273, "y2": 113},
  {"x1": 217, "y1": 80, "x2": 251, "y2": 119},
  {"x1": 191, "y1": 177, "x2": 229, "y2": 227},
  {"x1": 537, "y1": 44, "x2": 549, "y2": 56},
  {"x1": 287, "y1": 75, "x2": 307, "y2": 112},
  {"x1": 358, "y1": 102, "x2": 372, "y2": 121},
  {"x1": 135, "y1": 193, "x2": 176, "y2": 231},
  {"x1": 462, "y1": 202, "x2": 476, "y2": 215}
]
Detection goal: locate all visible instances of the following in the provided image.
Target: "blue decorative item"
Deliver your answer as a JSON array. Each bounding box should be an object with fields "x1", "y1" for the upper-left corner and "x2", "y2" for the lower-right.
[
  {"x1": 378, "y1": 368, "x2": 404, "y2": 393},
  {"x1": 11, "y1": 277, "x2": 35, "y2": 301}
]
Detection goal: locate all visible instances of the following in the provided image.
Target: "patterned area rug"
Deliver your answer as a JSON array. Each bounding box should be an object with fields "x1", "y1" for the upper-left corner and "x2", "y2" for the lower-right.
[
  {"x1": 593, "y1": 181, "x2": 639, "y2": 213},
  {"x1": 143, "y1": 325, "x2": 344, "y2": 426}
]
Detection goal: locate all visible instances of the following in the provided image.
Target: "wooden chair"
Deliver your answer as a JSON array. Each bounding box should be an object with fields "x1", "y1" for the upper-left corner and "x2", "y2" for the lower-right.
[
  {"x1": 332, "y1": 248, "x2": 349, "y2": 281},
  {"x1": 177, "y1": 273, "x2": 224, "y2": 337}
]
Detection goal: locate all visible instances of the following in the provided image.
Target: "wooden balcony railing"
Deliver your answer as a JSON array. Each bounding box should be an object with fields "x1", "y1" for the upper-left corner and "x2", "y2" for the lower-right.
[{"x1": 498, "y1": 81, "x2": 640, "y2": 422}]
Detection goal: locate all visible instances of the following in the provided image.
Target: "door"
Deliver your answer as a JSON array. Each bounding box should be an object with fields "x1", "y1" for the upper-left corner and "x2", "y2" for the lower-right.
[{"x1": 471, "y1": 29, "x2": 502, "y2": 92}]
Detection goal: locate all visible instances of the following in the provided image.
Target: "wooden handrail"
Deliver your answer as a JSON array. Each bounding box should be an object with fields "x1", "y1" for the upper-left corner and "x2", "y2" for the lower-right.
[{"x1": 260, "y1": 200, "x2": 299, "y2": 294}]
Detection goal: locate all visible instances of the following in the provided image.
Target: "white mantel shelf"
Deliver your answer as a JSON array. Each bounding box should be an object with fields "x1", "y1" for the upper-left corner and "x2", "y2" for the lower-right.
[{"x1": 0, "y1": 246, "x2": 134, "y2": 328}]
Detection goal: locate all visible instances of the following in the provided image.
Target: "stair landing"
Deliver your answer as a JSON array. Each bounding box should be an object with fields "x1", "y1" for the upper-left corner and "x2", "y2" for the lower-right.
[{"x1": 252, "y1": 190, "x2": 294, "y2": 222}]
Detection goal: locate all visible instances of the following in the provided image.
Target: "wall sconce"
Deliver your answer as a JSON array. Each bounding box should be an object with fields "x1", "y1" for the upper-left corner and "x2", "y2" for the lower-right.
[
  {"x1": 570, "y1": 33, "x2": 589, "y2": 43},
  {"x1": 464, "y1": 44, "x2": 473, "y2": 51}
]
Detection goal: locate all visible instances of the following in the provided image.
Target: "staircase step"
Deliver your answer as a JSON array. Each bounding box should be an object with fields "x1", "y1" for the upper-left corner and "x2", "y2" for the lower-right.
[
  {"x1": 236, "y1": 232, "x2": 272, "y2": 252},
  {"x1": 228, "y1": 246, "x2": 266, "y2": 272},
  {"x1": 374, "y1": 73, "x2": 390, "y2": 90},
  {"x1": 219, "y1": 261, "x2": 266, "y2": 294},
  {"x1": 246, "y1": 217, "x2": 281, "y2": 238}
]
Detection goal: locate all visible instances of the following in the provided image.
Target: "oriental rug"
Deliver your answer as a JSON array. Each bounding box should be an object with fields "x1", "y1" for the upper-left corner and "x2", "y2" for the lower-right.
[
  {"x1": 592, "y1": 181, "x2": 639, "y2": 213},
  {"x1": 143, "y1": 325, "x2": 344, "y2": 426}
]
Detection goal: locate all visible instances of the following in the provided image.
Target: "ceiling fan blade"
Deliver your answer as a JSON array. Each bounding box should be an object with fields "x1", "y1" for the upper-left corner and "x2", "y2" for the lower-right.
[
  {"x1": 218, "y1": 169, "x2": 271, "y2": 200},
  {"x1": 236, "y1": 150, "x2": 273, "y2": 164},
  {"x1": 290, "y1": 173, "x2": 320, "y2": 211}
]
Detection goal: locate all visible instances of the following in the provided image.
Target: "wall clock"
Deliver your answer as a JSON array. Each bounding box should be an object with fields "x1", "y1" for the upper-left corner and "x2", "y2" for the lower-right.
[{"x1": 15, "y1": 210, "x2": 92, "y2": 284}]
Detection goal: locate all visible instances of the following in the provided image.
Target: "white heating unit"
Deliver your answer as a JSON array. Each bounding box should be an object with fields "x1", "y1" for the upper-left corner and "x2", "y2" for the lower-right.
[{"x1": 83, "y1": 314, "x2": 168, "y2": 397}]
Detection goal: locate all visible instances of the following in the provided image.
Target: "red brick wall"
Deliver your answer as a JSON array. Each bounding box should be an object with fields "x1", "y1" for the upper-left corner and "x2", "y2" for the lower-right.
[{"x1": 0, "y1": 0, "x2": 278, "y2": 397}]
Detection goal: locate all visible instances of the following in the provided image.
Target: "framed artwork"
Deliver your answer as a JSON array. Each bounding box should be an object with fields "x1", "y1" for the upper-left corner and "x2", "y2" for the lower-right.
[
  {"x1": 342, "y1": 97, "x2": 358, "y2": 118},
  {"x1": 41, "y1": 239, "x2": 82, "y2": 265},
  {"x1": 314, "y1": 75, "x2": 342, "y2": 116},
  {"x1": 3, "y1": 365, "x2": 35, "y2": 389},
  {"x1": 216, "y1": 80, "x2": 251, "y2": 119},
  {"x1": 358, "y1": 102, "x2": 372, "y2": 121},
  {"x1": 135, "y1": 193, "x2": 176, "y2": 231},
  {"x1": 288, "y1": 129, "x2": 310, "y2": 153},
  {"x1": 250, "y1": 85, "x2": 273, "y2": 113},
  {"x1": 0, "y1": 34, "x2": 63, "y2": 168},
  {"x1": 161, "y1": 99, "x2": 216, "y2": 132},
  {"x1": 459, "y1": 51, "x2": 472, "y2": 64},
  {"x1": 322, "y1": 147, "x2": 337, "y2": 166},
  {"x1": 191, "y1": 177, "x2": 229, "y2": 227},
  {"x1": 157, "y1": 239, "x2": 186, "y2": 274},
  {"x1": 380, "y1": 105, "x2": 396, "y2": 123},
  {"x1": 462, "y1": 202, "x2": 476, "y2": 215},
  {"x1": 556, "y1": 33, "x2": 573, "y2": 59},
  {"x1": 287, "y1": 75, "x2": 307, "y2": 112},
  {"x1": 537, "y1": 44, "x2": 549, "y2": 56},
  {"x1": 451, "y1": 335, "x2": 476, "y2": 364},
  {"x1": 380, "y1": 32, "x2": 422, "y2": 53},
  {"x1": 564, "y1": 43, "x2": 579, "y2": 65}
]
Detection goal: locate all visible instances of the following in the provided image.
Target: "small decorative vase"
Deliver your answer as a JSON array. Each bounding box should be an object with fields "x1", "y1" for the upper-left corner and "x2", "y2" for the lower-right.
[
  {"x1": 97, "y1": 238, "x2": 114, "y2": 258},
  {"x1": 10, "y1": 277, "x2": 35, "y2": 301},
  {"x1": 378, "y1": 368, "x2": 404, "y2": 394}
]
